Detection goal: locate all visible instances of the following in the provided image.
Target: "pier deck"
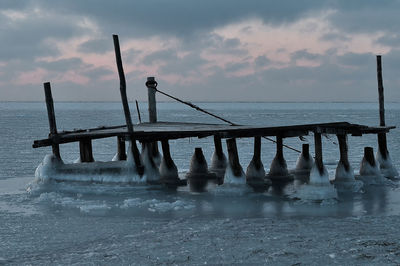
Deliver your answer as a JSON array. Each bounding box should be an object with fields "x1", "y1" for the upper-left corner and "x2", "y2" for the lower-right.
[{"x1": 33, "y1": 121, "x2": 394, "y2": 148}]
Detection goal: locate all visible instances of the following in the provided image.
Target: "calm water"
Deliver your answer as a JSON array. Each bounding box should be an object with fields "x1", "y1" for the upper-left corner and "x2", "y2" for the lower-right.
[{"x1": 0, "y1": 102, "x2": 400, "y2": 265}]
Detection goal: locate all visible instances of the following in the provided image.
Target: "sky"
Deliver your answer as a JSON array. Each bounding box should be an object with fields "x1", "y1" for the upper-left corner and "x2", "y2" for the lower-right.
[{"x1": 1, "y1": 0, "x2": 400, "y2": 102}]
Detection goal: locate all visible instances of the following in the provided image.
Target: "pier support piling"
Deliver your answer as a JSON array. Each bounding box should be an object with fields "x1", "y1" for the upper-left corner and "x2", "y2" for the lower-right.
[
  {"x1": 337, "y1": 134, "x2": 350, "y2": 172},
  {"x1": 116, "y1": 136, "x2": 127, "y2": 161},
  {"x1": 295, "y1": 144, "x2": 313, "y2": 172},
  {"x1": 209, "y1": 135, "x2": 227, "y2": 182},
  {"x1": 79, "y1": 139, "x2": 94, "y2": 162},
  {"x1": 314, "y1": 132, "x2": 324, "y2": 176},
  {"x1": 268, "y1": 136, "x2": 290, "y2": 179},
  {"x1": 43, "y1": 82, "x2": 61, "y2": 159},
  {"x1": 246, "y1": 136, "x2": 270, "y2": 192},
  {"x1": 113, "y1": 34, "x2": 143, "y2": 175},
  {"x1": 187, "y1": 147, "x2": 210, "y2": 192},
  {"x1": 226, "y1": 138, "x2": 244, "y2": 178},
  {"x1": 159, "y1": 140, "x2": 179, "y2": 183}
]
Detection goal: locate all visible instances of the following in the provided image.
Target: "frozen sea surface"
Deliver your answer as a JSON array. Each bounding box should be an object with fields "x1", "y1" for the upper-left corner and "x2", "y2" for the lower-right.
[{"x1": 0, "y1": 102, "x2": 400, "y2": 265}]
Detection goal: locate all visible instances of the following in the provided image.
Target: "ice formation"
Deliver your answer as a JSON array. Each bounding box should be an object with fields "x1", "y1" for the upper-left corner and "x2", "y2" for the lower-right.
[
  {"x1": 333, "y1": 162, "x2": 363, "y2": 192},
  {"x1": 357, "y1": 153, "x2": 385, "y2": 185},
  {"x1": 294, "y1": 164, "x2": 337, "y2": 201},
  {"x1": 209, "y1": 150, "x2": 227, "y2": 178},
  {"x1": 223, "y1": 165, "x2": 246, "y2": 185},
  {"x1": 376, "y1": 151, "x2": 399, "y2": 179}
]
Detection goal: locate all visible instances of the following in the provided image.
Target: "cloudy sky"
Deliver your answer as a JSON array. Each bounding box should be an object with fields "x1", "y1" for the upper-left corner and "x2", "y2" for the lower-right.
[{"x1": 1, "y1": 0, "x2": 400, "y2": 102}]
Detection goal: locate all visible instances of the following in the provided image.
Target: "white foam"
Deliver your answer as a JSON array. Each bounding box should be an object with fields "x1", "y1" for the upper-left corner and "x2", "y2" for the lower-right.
[{"x1": 376, "y1": 151, "x2": 399, "y2": 178}]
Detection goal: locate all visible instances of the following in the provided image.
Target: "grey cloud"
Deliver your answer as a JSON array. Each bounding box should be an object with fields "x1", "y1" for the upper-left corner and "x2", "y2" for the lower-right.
[
  {"x1": 78, "y1": 38, "x2": 112, "y2": 54},
  {"x1": 159, "y1": 52, "x2": 209, "y2": 75},
  {"x1": 254, "y1": 56, "x2": 270, "y2": 68},
  {"x1": 143, "y1": 49, "x2": 178, "y2": 65},
  {"x1": 337, "y1": 52, "x2": 374, "y2": 67},
  {"x1": 225, "y1": 62, "x2": 250, "y2": 72}
]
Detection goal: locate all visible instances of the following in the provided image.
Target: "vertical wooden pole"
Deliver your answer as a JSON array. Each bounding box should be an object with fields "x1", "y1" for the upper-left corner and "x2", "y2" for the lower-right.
[
  {"x1": 213, "y1": 135, "x2": 224, "y2": 159},
  {"x1": 314, "y1": 132, "x2": 323, "y2": 175},
  {"x1": 113, "y1": 34, "x2": 143, "y2": 175},
  {"x1": 302, "y1": 144, "x2": 310, "y2": 159},
  {"x1": 145, "y1": 77, "x2": 160, "y2": 158},
  {"x1": 226, "y1": 138, "x2": 242, "y2": 177},
  {"x1": 377, "y1": 55, "x2": 388, "y2": 160},
  {"x1": 161, "y1": 140, "x2": 174, "y2": 169},
  {"x1": 43, "y1": 82, "x2": 60, "y2": 159},
  {"x1": 276, "y1": 136, "x2": 284, "y2": 162},
  {"x1": 364, "y1": 147, "x2": 376, "y2": 167},
  {"x1": 117, "y1": 136, "x2": 127, "y2": 160},
  {"x1": 135, "y1": 100, "x2": 142, "y2": 123},
  {"x1": 337, "y1": 134, "x2": 350, "y2": 171},
  {"x1": 253, "y1": 136, "x2": 262, "y2": 169},
  {"x1": 79, "y1": 139, "x2": 94, "y2": 162}
]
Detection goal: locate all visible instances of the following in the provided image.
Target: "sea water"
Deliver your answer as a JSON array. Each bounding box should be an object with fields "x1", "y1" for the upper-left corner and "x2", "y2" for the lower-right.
[{"x1": 0, "y1": 101, "x2": 400, "y2": 265}]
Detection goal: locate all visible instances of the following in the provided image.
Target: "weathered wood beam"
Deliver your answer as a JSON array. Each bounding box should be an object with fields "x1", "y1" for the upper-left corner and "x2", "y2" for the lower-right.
[
  {"x1": 43, "y1": 82, "x2": 61, "y2": 159},
  {"x1": 377, "y1": 55, "x2": 388, "y2": 160},
  {"x1": 113, "y1": 34, "x2": 143, "y2": 174}
]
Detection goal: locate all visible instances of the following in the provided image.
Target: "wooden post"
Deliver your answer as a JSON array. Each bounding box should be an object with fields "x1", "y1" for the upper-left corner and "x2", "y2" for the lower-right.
[
  {"x1": 276, "y1": 135, "x2": 284, "y2": 163},
  {"x1": 226, "y1": 138, "x2": 242, "y2": 177},
  {"x1": 117, "y1": 136, "x2": 127, "y2": 160},
  {"x1": 252, "y1": 136, "x2": 262, "y2": 169},
  {"x1": 213, "y1": 135, "x2": 224, "y2": 160},
  {"x1": 145, "y1": 77, "x2": 160, "y2": 158},
  {"x1": 377, "y1": 55, "x2": 388, "y2": 160},
  {"x1": 113, "y1": 34, "x2": 143, "y2": 175},
  {"x1": 337, "y1": 134, "x2": 350, "y2": 171},
  {"x1": 302, "y1": 144, "x2": 310, "y2": 160},
  {"x1": 161, "y1": 140, "x2": 174, "y2": 169},
  {"x1": 314, "y1": 132, "x2": 324, "y2": 175},
  {"x1": 135, "y1": 100, "x2": 142, "y2": 123},
  {"x1": 43, "y1": 82, "x2": 60, "y2": 159},
  {"x1": 79, "y1": 139, "x2": 94, "y2": 162},
  {"x1": 364, "y1": 147, "x2": 376, "y2": 167}
]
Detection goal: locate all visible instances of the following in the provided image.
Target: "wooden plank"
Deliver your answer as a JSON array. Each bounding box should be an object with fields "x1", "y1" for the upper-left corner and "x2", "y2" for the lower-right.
[
  {"x1": 226, "y1": 138, "x2": 243, "y2": 177},
  {"x1": 33, "y1": 121, "x2": 395, "y2": 148},
  {"x1": 377, "y1": 55, "x2": 388, "y2": 159},
  {"x1": 117, "y1": 136, "x2": 127, "y2": 160}
]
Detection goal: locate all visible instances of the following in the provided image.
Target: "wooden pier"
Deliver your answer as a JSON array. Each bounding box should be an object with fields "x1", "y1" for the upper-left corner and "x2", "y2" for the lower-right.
[{"x1": 32, "y1": 35, "x2": 398, "y2": 192}]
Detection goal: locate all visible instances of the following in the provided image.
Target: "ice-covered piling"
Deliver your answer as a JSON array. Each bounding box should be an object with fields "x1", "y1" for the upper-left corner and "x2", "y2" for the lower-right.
[
  {"x1": 186, "y1": 147, "x2": 212, "y2": 192},
  {"x1": 375, "y1": 55, "x2": 398, "y2": 178},
  {"x1": 224, "y1": 138, "x2": 246, "y2": 184},
  {"x1": 79, "y1": 139, "x2": 94, "y2": 162},
  {"x1": 268, "y1": 136, "x2": 293, "y2": 182},
  {"x1": 294, "y1": 144, "x2": 313, "y2": 175},
  {"x1": 358, "y1": 147, "x2": 384, "y2": 185},
  {"x1": 159, "y1": 140, "x2": 181, "y2": 187},
  {"x1": 43, "y1": 82, "x2": 61, "y2": 159},
  {"x1": 141, "y1": 142, "x2": 160, "y2": 183},
  {"x1": 145, "y1": 77, "x2": 162, "y2": 167},
  {"x1": 115, "y1": 136, "x2": 127, "y2": 161},
  {"x1": 246, "y1": 136, "x2": 270, "y2": 192},
  {"x1": 333, "y1": 134, "x2": 362, "y2": 192},
  {"x1": 209, "y1": 135, "x2": 227, "y2": 184}
]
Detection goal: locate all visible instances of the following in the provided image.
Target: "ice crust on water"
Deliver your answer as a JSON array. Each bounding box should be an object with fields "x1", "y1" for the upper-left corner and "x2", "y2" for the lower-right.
[
  {"x1": 376, "y1": 151, "x2": 399, "y2": 178},
  {"x1": 294, "y1": 164, "x2": 337, "y2": 201},
  {"x1": 121, "y1": 198, "x2": 195, "y2": 212},
  {"x1": 334, "y1": 162, "x2": 363, "y2": 192}
]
